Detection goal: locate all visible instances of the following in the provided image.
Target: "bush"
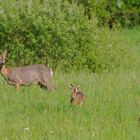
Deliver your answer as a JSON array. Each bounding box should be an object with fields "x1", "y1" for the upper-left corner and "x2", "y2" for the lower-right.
[
  {"x1": 77, "y1": 0, "x2": 140, "y2": 28},
  {"x1": 0, "y1": 0, "x2": 128, "y2": 72}
]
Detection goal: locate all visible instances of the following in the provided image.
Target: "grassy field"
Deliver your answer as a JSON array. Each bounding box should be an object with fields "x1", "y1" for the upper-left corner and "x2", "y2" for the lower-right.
[{"x1": 0, "y1": 27, "x2": 140, "y2": 140}]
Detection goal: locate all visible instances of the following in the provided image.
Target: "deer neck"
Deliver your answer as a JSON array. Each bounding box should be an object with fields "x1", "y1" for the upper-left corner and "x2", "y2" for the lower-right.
[{"x1": 0, "y1": 65, "x2": 11, "y2": 78}]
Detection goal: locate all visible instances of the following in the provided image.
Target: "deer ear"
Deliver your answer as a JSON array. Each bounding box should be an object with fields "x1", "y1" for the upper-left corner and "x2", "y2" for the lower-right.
[
  {"x1": 70, "y1": 83, "x2": 73, "y2": 89},
  {"x1": 2, "y1": 50, "x2": 7, "y2": 59},
  {"x1": 76, "y1": 84, "x2": 79, "y2": 90}
]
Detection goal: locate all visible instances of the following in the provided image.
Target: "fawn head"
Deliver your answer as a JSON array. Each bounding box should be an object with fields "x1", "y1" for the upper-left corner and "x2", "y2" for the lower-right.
[
  {"x1": 70, "y1": 83, "x2": 79, "y2": 98},
  {"x1": 0, "y1": 50, "x2": 7, "y2": 66}
]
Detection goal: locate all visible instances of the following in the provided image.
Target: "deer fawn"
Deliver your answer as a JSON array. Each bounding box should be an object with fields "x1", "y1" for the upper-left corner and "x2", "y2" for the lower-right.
[
  {"x1": 0, "y1": 50, "x2": 54, "y2": 91},
  {"x1": 70, "y1": 84, "x2": 85, "y2": 105}
]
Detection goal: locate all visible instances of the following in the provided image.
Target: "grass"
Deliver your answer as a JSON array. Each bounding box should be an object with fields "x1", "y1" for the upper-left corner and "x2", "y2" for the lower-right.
[{"x1": 0, "y1": 27, "x2": 140, "y2": 140}]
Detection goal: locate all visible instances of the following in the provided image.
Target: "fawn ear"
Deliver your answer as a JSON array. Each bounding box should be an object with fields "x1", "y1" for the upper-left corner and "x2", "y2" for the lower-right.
[
  {"x1": 75, "y1": 84, "x2": 79, "y2": 91},
  {"x1": 2, "y1": 50, "x2": 7, "y2": 59},
  {"x1": 70, "y1": 83, "x2": 73, "y2": 89}
]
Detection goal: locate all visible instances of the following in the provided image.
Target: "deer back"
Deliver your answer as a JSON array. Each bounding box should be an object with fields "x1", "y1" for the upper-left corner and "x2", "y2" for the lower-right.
[{"x1": 4, "y1": 64, "x2": 53, "y2": 85}]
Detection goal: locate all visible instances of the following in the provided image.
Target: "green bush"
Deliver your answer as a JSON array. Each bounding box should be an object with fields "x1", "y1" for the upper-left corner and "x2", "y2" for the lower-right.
[
  {"x1": 77, "y1": 0, "x2": 140, "y2": 28},
  {"x1": 0, "y1": 0, "x2": 127, "y2": 72}
]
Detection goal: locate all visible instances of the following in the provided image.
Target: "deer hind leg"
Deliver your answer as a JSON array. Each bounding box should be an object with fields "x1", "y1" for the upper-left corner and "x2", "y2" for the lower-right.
[
  {"x1": 15, "y1": 84, "x2": 20, "y2": 91},
  {"x1": 39, "y1": 77, "x2": 54, "y2": 91},
  {"x1": 39, "y1": 81, "x2": 54, "y2": 91},
  {"x1": 38, "y1": 82, "x2": 47, "y2": 89}
]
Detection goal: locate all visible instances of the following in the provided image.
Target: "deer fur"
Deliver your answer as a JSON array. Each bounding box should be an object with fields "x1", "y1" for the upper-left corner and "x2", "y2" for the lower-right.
[
  {"x1": 0, "y1": 50, "x2": 54, "y2": 91},
  {"x1": 70, "y1": 84, "x2": 85, "y2": 105}
]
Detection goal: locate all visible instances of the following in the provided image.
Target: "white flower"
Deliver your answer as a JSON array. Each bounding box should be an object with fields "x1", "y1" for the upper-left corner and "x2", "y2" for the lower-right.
[{"x1": 24, "y1": 127, "x2": 30, "y2": 133}]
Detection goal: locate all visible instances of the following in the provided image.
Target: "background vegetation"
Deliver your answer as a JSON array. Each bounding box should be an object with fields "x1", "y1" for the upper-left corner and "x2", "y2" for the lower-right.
[
  {"x1": 0, "y1": 1, "x2": 140, "y2": 140},
  {"x1": 0, "y1": 27, "x2": 140, "y2": 139},
  {"x1": 0, "y1": 69, "x2": 140, "y2": 140},
  {"x1": 77, "y1": 0, "x2": 140, "y2": 27},
  {"x1": 0, "y1": 0, "x2": 139, "y2": 72}
]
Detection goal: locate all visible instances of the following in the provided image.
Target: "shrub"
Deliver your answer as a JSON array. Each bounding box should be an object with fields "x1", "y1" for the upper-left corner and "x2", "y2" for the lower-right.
[
  {"x1": 0, "y1": 0, "x2": 128, "y2": 72},
  {"x1": 77, "y1": 0, "x2": 140, "y2": 28}
]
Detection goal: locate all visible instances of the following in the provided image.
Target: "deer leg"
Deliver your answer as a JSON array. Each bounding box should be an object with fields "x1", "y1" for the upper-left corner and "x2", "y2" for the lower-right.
[
  {"x1": 40, "y1": 80, "x2": 54, "y2": 91},
  {"x1": 42, "y1": 82, "x2": 54, "y2": 91},
  {"x1": 38, "y1": 82, "x2": 47, "y2": 89},
  {"x1": 15, "y1": 84, "x2": 20, "y2": 91}
]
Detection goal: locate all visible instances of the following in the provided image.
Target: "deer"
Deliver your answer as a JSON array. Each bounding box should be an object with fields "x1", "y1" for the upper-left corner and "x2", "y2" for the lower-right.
[
  {"x1": 70, "y1": 83, "x2": 85, "y2": 105},
  {"x1": 0, "y1": 50, "x2": 54, "y2": 91}
]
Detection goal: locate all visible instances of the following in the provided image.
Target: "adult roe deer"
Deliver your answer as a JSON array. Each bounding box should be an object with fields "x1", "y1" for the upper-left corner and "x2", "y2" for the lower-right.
[{"x1": 0, "y1": 50, "x2": 54, "y2": 91}]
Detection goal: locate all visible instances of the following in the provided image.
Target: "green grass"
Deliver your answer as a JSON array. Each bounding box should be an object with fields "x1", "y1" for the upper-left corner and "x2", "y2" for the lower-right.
[{"x1": 0, "y1": 27, "x2": 140, "y2": 140}]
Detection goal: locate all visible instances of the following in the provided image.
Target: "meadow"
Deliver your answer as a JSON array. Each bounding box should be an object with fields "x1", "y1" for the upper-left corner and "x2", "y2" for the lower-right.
[{"x1": 0, "y1": 27, "x2": 140, "y2": 140}]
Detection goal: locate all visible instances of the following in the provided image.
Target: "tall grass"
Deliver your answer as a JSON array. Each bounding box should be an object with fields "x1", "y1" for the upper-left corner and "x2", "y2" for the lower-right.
[
  {"x1": 0, "y1": 70, "x2": 140, "y2": 140},
  {"x1": 0, "y1": 28, "x2": 140, "y2": 140}
]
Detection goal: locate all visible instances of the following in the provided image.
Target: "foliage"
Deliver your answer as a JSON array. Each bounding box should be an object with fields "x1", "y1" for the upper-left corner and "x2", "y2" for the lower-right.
[
  {"x1": 0, "y1": 0, "x2": 132, "y2": 72},
  {"x1": 77, "y1": 0, "x2": 140, "y2": 28},
  {"x1": 0, "y1": 70, "x2": 140, "y2": 139},
  {"x1": 0, "y1": 6, "x2": 140, "y2": 139}
]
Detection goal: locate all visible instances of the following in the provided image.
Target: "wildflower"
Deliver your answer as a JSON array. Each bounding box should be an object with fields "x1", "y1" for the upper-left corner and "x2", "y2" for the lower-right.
[{"x1": 24, "y1": 127, "x2": 29, "y2": 133}]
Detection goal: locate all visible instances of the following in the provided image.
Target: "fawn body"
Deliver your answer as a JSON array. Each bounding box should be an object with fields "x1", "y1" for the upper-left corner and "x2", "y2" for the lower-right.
[
  {"x1": 0, "y1": 50, "x2": 53, "y2": 90},
  {"x1": 70, "y1": 84, "x2": 85, "y2": 105}
]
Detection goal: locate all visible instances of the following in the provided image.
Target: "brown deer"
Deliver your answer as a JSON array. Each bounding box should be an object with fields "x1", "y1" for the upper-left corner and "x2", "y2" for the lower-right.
[
  {"x1": 0, "y1": 50, "x2": 54, "y2": 91},
  {"x1": 70, "y1": 84, "x2": 85, "y2": 105}
]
